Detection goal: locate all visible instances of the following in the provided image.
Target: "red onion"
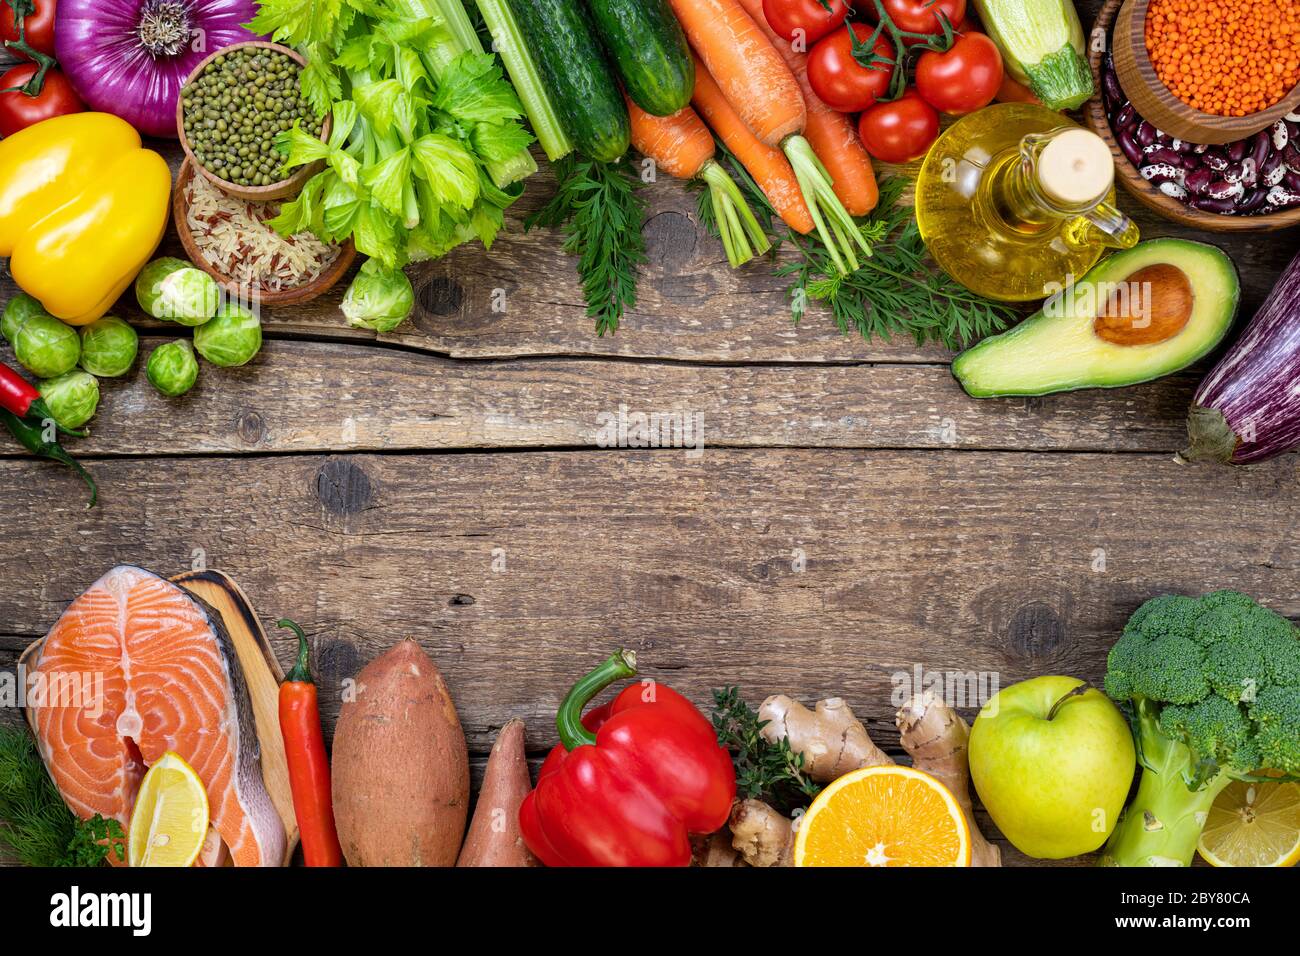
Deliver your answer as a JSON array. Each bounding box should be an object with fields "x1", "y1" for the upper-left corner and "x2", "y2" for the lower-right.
[{"x1": 54, "y1": 0, "x2": 264, "y2": 139}]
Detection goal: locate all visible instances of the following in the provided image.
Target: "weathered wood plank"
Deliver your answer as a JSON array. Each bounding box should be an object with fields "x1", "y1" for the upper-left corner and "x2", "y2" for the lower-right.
[
  {"x1": 2, "y1": 139, "x2": 1292, "y2": 365},
  {"x1": 2, "y1": 450, "x2": 1296, "y2": 755},
  {"x1": 0, "y1": 337, "x2": 1208, "y2": 454}
]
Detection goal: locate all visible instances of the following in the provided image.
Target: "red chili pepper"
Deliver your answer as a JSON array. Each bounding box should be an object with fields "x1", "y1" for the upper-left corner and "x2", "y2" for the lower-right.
[
  {"x1": 277, "y1": 620, "x2": 343, "y2": 867},
  {"x1": 0, "y1": 360, "x2": 82, "y2": 436},
  {"x1": 519, "y1": 649, "x2": 736, "y2": 867}
]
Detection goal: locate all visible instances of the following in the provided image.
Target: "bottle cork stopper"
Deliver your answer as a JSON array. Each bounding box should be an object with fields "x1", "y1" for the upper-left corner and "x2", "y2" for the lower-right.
[{"x1": 1036, "y1": 128, "x2": 1115, "y2": 206}]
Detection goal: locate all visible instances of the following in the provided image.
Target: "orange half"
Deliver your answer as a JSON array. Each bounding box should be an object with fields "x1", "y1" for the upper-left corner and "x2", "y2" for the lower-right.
[{"x1": 794, "y1": 765, "x2": 971, "y2": 867}]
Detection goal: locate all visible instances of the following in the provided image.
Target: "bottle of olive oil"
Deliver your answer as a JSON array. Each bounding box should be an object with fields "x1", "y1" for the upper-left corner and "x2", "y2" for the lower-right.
[{"x1": 915, "y1": 103, "x2": 1139, "y2": 302}]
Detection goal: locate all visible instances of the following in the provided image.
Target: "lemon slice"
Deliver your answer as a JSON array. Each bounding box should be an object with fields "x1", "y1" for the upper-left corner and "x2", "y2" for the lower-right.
[
  {"x1": 794, "y1": 765, "x2": 971, "y2": 867},
  {"x1": 128, "y1": 751, "x2": 210, "y2": 867},
  {"x1": 1197, "y1": 779, "x2": 1300, "y2": 868}
]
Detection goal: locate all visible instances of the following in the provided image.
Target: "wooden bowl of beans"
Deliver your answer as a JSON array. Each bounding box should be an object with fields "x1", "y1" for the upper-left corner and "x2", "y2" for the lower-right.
[
  {"x1": 1085, "y1": 0, "x2": 1300, "y2": 232},
  {"x1": 1111, "y1": 0, "x2": 1300, "y2": 146},
  {"x1": 177, "y1": 41, "x2": 332, "y2": 203}
]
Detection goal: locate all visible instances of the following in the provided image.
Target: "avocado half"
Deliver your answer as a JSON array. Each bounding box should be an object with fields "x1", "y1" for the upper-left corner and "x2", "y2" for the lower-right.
[{"x1": 952, "y1": 239, "x2": 1240, "y2": 397}]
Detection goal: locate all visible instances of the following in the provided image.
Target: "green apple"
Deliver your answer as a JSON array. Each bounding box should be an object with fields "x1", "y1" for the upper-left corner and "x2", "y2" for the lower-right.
[{"x1": 969, "y1": 675, "x2": 1136, "y2": 859}]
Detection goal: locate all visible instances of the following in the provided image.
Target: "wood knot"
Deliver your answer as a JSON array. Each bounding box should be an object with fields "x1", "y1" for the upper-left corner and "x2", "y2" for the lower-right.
[
  {"x1": 417, "y1": 276, "x2": 464, "y2": 317},
  {"x1": 643, "y1": 211, "x2": 697, "y2": 269},
  {"x1": 448, "y1": 593, "x2": 476, "y2": 607},
  {"x1": 236, "y1": 410, "x2": 266, "y2": 445},
  {"x1": 1007, "y1": 602, "x2": 1065, "y2": 658},
  {"x1": 316, "y1": 459, "x2": 373, "y2": 516}
]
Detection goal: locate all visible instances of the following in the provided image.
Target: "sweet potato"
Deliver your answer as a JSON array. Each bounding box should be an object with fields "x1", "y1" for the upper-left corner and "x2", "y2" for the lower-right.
[
  {"x1": 331, "y1": 638, "x2": 469, "y2": 866},
  {"x1": 456, "y1": 719, "x2": 538, "y2": 867}
]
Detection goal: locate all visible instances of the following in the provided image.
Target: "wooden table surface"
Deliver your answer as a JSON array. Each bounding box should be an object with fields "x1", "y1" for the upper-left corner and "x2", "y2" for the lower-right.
[{"x1": 2, "y1": 2, "x2": 1298, "y2": 866}]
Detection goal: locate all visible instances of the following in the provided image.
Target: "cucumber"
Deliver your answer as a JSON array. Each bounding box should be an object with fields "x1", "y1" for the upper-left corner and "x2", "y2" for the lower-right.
[
  {"x1": 507, "y1": 0, "x2": 630, "y2": 163},
  {"x1": 587, "y1": 0, "x2": 694, "y2": 117}
]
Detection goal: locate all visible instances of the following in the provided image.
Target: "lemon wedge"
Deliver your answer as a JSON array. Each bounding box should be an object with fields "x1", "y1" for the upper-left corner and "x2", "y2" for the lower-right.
[
  {"x1": 128, "y1": 751, "x2": 210, "y2": 867},
  {"x1": 1197, "y1": 779, "x2": 1300, "y2": 868}
]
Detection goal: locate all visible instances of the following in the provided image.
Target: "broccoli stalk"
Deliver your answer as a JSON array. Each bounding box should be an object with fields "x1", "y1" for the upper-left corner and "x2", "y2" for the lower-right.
[
  {"x1": 1100, "y1": 591, "x2": 1300, "y2": 868},
  {"x1": 1099, "y1": 699, "x2": 1233, "y2": 867}
]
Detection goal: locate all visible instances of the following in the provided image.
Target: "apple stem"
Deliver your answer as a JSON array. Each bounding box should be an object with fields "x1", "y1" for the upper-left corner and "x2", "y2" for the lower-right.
[{"x1": 1047, "y1": 681, "x2": 1091, "y2": 721}]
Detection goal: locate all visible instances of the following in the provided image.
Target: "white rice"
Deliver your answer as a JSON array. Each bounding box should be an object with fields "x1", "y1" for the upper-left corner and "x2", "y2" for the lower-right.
[{"x1": 185, "y1": 173, "x2": 341, "y2": 292}]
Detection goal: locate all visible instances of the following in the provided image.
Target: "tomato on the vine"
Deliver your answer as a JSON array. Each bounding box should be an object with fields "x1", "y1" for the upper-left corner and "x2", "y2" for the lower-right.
[
  {"x1": 807, "y1": 23, "x2": 895, "y2": 113},
  {"x1": 762, "y1": 0, "x2": 851, "y2": 49},
  {"x1": 857, "y1": 90, "x2": 939, "y2": 163},
  {"x1": 915, "y1": 31, "x2": 1004, "y2": 115},
  {"x1": 864, "y1": 0, "x2": 966, "y2": 44},
  {"x1": 0, "y1": 64, "x2": 84, "y2": 137},
  {"x1": 1, "y1": 0, "x2": 57, "y2": 59}
]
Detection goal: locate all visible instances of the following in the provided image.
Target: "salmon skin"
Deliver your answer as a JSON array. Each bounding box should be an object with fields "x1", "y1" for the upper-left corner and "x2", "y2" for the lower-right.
[{"x1": 30, "y1": 566, "x2": 285, "y2": 867}]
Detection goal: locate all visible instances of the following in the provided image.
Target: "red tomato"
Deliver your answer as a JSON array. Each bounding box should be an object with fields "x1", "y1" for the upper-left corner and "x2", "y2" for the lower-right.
[
  {"x1": 762, "y1": 0, "x2": 851, "y2": 49},
  {"x1": 857, "y1": 90, "x2": 939, "y2": 163},
  {"x1": 807, "y1": 24, "x2": 896, "y2": 113},
  {"x1": 865, "y1": 0, "x2": 965, "y2": 43},
  {"x1": 1, "y1": 0, "x2": 57, "y2": 59},
  {"x1": 0, "y1": 64, "x2": 84, "y2": 137},
  {"x1": 915, "y1": 32, "x2": 1004, "y2": 115}
]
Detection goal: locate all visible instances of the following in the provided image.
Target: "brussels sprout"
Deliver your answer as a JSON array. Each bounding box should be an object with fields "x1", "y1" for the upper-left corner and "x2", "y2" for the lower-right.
[
  {"x1": 135, "y1": 257, "x2": 220, "y2": 326},
  {"x1": 147, "y1": 340, "x2": 199, "y2": 397},
  {"x1": 341, "y1": 260, "x2": 414, "y2": 333},
  {"x1": 193, "y1": 303, "x2": 262, "y2": 367},
  {"x1": 38, "y1": 370, "x2": 101, "y2": 430},
  {"x1": 79, "y1": 317, "x2": 139, "y2": 378},
  {"x1": 2, "y1": 293, "x2": 48, "y2": 344},
  {"x1": 14, "y1": 312, "x2": 80, "y2": 378}
]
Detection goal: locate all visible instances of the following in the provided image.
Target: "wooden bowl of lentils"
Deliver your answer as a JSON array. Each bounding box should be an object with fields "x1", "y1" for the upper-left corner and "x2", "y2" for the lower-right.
[{"x1": 177, "y1": 41, "x2": 330, "y2": 203}]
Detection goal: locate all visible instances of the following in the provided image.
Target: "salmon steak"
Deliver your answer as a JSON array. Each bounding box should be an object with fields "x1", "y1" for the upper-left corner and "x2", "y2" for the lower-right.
[{"x1": 30, "y1": 566, "x2": 285, "y2": 867}]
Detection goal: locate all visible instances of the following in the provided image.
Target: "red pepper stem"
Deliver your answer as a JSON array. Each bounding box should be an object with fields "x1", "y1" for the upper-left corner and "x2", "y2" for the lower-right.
[
  {"x1": 556, "y1": 648, "x2": 638, "y2": 751},
  {"x1": 277, "y1": 619, "x2": 314, "y2": 685}
]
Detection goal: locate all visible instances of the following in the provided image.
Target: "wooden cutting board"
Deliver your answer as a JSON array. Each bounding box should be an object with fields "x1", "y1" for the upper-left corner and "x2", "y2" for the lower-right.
[{"x1": 19, "y1": 569, "x2": 299, "y2": 866}]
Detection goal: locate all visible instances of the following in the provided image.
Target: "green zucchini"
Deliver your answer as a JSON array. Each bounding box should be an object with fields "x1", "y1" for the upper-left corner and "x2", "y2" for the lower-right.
[
  {"x1": 587, "y1": 0, "x2": 694, "y2": 117},
  {"x1": 972, "y1": 0, "x2": 1094, "y2": 110},
  {"x1": 507, "y1": 0, "x2": 630, "y2": 163}
]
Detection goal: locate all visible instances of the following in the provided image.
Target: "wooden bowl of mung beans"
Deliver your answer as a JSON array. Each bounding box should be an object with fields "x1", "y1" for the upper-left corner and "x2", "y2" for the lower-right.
[{"x1": 177, "y1": 41, "x2": 332, "y2": 203}]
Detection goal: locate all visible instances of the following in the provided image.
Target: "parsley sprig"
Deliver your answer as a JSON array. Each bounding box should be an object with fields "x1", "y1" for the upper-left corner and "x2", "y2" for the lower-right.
[
  {"x1": 0, "y1": 727, "x2": 124, "y2": 867},
  {"x1": 526, "y1": 156, "x2": 647, "y2": 337},
  {"x1": 707, "y1": 151, "x2": 1018, "y2": 350}
]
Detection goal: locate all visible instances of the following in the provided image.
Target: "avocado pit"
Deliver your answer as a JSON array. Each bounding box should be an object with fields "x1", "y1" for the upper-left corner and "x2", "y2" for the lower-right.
[{"x1": 1093, "y1": 264, "x2": 1193, "y2": 347}]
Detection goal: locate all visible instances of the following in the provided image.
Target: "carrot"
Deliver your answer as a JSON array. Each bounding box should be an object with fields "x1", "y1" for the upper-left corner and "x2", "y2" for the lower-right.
[
  {"x1": 735, "y1": 0, "x2": 877, "y2": 216},
  {"x1": 689, "y1": 55, "x2": 814, "y2": 235},
  {"x1": 627, "y1": 97, "x2": 715, "y2": 180},
  {"x1": 627, "y1": 96, "x2": 772, "y2": 267},
  {"x1": 995, "y1": 73, "x2": 1042, "y2": 106},
  {"x1": 665, "y1": 0, "x2": 805, "y2": 147}
]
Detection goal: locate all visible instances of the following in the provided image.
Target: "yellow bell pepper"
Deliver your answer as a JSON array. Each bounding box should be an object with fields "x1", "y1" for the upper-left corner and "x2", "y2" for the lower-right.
[{"x1": 0, "y1": 113, "x2": 172, "y2": 326}]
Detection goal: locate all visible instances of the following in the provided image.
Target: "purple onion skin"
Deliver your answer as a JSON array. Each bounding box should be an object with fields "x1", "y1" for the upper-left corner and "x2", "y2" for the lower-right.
[
  {"x1": 1186, "y1": 250, "x2": 1300, "y2": 465},
  {"x1": 55, "y1": 0, "x2": 265, "y2": 139}
]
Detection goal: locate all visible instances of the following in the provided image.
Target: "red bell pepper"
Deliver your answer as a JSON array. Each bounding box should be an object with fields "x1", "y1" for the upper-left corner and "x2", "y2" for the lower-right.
[{"x1": 519, "y1": 649, "x2": 736, "y2": 867}]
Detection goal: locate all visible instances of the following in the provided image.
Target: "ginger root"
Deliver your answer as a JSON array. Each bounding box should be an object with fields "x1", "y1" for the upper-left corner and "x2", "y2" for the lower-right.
[
  {"x1": 747, "y1": 691, "x2": 1002, "y2": 867},
  {"x1": 729, "y1": 799, "x2": 794, "y2": 867},
  {"x1": 692, "y1": 829, "x2": 746, "y2": 867},
  {"x1": 896, "y1": 691, "x2": 1001, "y2": 867},
  {"x1": 758, "y1": 695, "x2": 892, "y2": 782}
]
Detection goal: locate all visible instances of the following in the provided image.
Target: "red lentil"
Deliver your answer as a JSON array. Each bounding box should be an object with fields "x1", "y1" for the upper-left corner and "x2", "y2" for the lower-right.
[{"x1": 1145, "y1": 0, "x2": 1300, "y2": 116}]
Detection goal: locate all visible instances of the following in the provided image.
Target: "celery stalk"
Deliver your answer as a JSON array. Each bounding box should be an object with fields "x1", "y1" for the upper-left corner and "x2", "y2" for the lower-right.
[
  {"x1": 474, "y1": 0, "x2": 574, "y2": 162},
  {"x1": 399, "y1": 0, "x2": 540, "y2": 185}
]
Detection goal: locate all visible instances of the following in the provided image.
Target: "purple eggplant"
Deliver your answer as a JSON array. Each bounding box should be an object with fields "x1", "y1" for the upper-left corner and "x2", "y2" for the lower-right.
[{"x1": 1182, "y1": 250, "x2": 1300, "y2": 465}]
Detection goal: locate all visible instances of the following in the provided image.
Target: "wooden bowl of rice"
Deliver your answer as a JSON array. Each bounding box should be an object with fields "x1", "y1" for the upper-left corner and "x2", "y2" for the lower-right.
[{"x1": 173, "y1": 158, "x2": 356, "y2": 307}]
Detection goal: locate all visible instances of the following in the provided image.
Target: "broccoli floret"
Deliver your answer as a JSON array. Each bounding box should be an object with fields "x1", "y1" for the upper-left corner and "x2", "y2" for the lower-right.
[
  {"x1": 1100, "y1": 590, "x2": 1300, "y2": 867},
  {"x1": 1250, "y1": 685, "x2": 1300, "y2": 774}
]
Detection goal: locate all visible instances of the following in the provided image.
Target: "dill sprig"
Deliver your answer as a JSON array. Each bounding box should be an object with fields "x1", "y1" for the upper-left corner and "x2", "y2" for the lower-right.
[
  {"x1": 707, "y1": 146, "x2": 1018, "y2": 350},
  {"x1": 712, "y1": 686, "x2": 821, "y2": 815},
  {"x1": 0, "y1": 726, "x2": 124, "y2": 867},
  {"x1": 526, "y1": 155, "x2": 647, "y2": 337}
]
